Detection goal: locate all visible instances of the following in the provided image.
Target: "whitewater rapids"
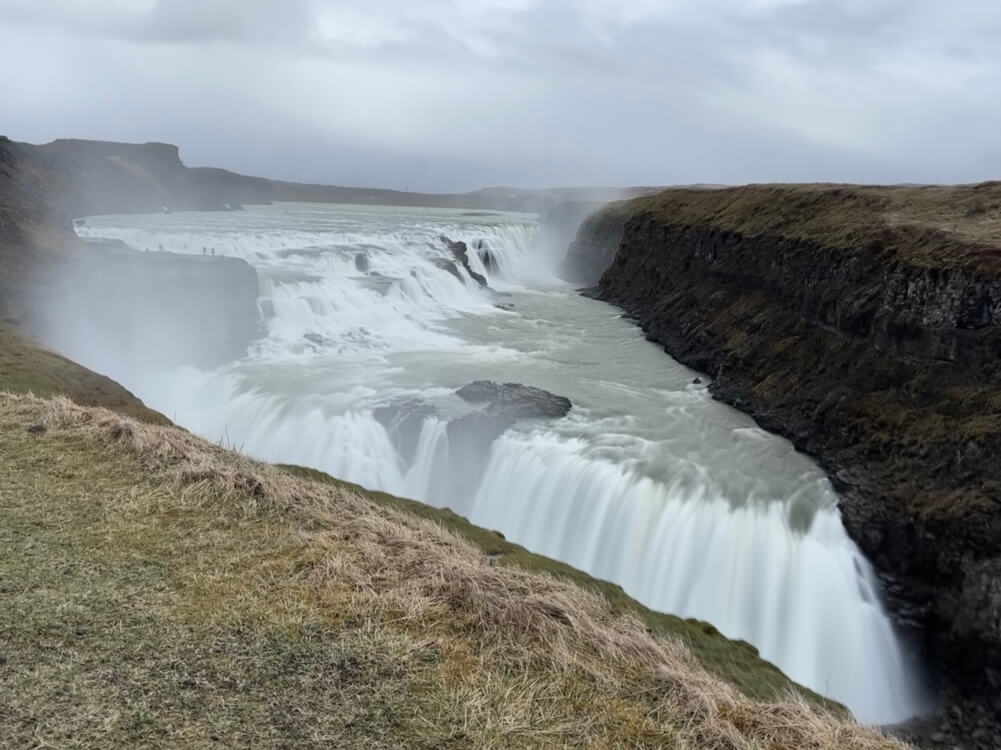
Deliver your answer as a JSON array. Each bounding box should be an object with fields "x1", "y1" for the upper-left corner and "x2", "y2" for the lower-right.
[{"x1": 76, "y1": 202, "x2": 926, "y2": 724}]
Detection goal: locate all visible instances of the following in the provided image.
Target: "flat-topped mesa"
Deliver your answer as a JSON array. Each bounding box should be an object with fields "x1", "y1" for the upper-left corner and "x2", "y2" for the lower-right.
[
  {"x1": 569, "y1": 182, "x2": 1001, "y2": 747},
  {"x1": 42, "y1": 139, "x2": 184, "y2": 171}
]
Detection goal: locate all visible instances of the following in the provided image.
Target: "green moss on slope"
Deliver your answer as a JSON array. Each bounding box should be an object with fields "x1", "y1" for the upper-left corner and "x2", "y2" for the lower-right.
[{"x1": 0, "y1": 324, "x2": 167, "y2": 424}]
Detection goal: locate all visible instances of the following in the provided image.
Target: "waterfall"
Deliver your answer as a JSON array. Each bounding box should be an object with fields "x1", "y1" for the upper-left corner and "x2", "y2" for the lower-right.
[{"x1": 77, "y1": 202, "x2": 927, "y2": 725}]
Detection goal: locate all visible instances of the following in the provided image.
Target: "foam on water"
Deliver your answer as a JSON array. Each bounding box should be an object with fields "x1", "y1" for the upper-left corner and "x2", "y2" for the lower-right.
[{"x1": 78, "y1": 202, "x2": 928, "y2": 724}]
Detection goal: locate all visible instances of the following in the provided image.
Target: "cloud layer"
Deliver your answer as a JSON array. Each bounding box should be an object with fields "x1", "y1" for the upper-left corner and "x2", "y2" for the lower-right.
[{"x1": 1, "y1": 0, "x2": 998, "y2": 190}]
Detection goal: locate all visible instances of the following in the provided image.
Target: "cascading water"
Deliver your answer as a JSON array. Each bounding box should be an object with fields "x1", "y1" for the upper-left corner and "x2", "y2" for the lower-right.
[{"x1": 76, "y1": 201, "x2": 927, "y2": 724}]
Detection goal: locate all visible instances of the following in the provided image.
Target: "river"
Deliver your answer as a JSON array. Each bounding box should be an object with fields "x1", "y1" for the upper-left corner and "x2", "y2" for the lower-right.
[{"x1": 76, "y1": 201, "x2": 926, "y2": 724}]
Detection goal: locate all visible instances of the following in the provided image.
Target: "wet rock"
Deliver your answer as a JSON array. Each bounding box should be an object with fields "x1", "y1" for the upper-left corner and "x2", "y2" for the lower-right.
[
  {"x1": 441, "y1": 235, "x2": 488, "y2": 287},
  {"x1": 473, "y1": 240, "x2": 500, "y2": 274},
  {"x1": 354, "y1": 253, "x2": 370, "y2": 273},
  {"x1": 953, "y1": 557, "x2": 1001, "y2": 656},
  {"x1": 447, "y1": 410, "x2": 512, "y2": 447},
  {"x1": 456, "y1": 380, "x2": 572, "y2": 420},
  {"x1": 443, "y1": 382, "x2": 573, "y2": 504},
  {"x1": 431, "y1": 258, "x2": 464, "y2": 284},
  {"x1": 373, "y1": 399, "x2": 438, "y2": 466}
]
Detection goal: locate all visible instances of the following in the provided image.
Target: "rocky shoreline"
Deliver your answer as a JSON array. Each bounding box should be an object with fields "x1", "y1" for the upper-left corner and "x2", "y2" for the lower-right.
[{"x1": 565, "y1": 185, "x2": 1001, "y2": 749}]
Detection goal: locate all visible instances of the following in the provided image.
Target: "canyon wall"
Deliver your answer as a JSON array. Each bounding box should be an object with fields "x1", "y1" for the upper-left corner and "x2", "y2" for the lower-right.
[{"x1": 567, "y1": 184, "x2": 1001, "y2": 746}]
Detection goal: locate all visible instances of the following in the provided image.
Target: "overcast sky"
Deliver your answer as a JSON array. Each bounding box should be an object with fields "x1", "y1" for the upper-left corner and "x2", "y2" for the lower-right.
[{"x1": 1, "y1": 0, "x2": 998, "y2": 191}]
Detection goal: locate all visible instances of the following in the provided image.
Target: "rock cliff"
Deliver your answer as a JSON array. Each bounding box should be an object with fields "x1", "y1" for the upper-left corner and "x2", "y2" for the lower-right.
[{"x1": 569, "y1": 183, "x2": 1001, "y2": 748}]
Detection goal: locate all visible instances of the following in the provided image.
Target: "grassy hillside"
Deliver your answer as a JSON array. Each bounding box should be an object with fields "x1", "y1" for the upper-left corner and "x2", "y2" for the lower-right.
[
  {"x1": 0, "y1": 392, "x2": 909, "y2": 749},
  {"x1": 0, "y1": 325, "x2": 167, "y2": 424}
]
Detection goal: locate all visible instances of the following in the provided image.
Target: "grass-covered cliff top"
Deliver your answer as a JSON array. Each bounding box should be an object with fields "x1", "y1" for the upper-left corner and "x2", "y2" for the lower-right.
[
  {"x1": 0, "y1": 389, "x2": 911, "y2": 748},
  {"x1": 620, "y1": 182, "x2": 1001, "y2": 272}
]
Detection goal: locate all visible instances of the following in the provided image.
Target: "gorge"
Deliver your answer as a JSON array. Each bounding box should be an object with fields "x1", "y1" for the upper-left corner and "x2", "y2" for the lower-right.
[
  {"x1": 56, "y1": 199, "x2": 927, "y2": 728},
  {"x1": 8, "y1": 136, "x2": 1000, "y2": 747},
  {"x1": 569, "y1": 185, "x2": 1001, "y2": 748}
]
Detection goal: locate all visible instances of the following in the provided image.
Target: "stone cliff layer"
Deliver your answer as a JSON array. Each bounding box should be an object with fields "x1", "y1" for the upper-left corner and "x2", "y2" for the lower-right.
[{"x1": 568, "y1": 183, "x2": 1001, "y2": 747}]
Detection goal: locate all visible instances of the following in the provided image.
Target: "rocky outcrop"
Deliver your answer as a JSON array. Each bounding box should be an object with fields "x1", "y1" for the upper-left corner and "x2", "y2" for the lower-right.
[
  {"x1": 446, "y1": 381, "x2": 572, "y2": 502},
  {"x1": 441, "y1": 236, "x2": 488, "y2": 287},
  {"x1": 559, "y1": 203, "x2": 629, "y2": 285},
  {"x1": 573, "y1": 183, "x2": 1001, "y2": 748},
  {"x1": 456, "y1": 380, "x2": 572, "y2": 420}
]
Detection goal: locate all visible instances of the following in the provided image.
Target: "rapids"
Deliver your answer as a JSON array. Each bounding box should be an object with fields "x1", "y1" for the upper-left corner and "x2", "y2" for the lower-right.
[{"x1": 76, "y1": 202, "x2": 926, "y2": 723}]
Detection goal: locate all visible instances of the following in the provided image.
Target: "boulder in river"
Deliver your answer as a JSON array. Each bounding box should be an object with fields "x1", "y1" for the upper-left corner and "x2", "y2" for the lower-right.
[
  {"x1": 456, "y1": 380, "x2": 572, "y2": 420},
  {"x1": 445, "y1": 382, "x2": 572, "y2": 504},
  {"x1": 354, "y1": 253, "x2": 371, "y2": 273}
]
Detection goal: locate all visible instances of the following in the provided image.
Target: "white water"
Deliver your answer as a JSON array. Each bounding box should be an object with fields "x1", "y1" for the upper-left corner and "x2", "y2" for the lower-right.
[{"x1": 76, "y1": 202, "x2": 926, "y2": 723}]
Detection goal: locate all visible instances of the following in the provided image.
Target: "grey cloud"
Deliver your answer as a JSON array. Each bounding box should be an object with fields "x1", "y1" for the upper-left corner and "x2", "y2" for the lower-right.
[
  {"x1": 0, "y1": 0, "x2": 317, "y2": 44},
  {"x1": 0, "y1": 0, "x2": 999, "y2": 190}
]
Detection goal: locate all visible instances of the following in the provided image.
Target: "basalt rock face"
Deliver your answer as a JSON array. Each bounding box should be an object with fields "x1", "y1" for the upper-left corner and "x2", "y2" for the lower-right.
[
  {"x1": 575, "y1": 184, "x2": 1001, "y2": 747},
  {"x1": 559, "y1": 203, "x2": 629, "y2": 285}
]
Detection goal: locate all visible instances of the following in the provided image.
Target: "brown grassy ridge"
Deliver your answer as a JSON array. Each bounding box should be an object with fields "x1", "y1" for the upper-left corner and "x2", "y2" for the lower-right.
[
  {"x1": 623, "y1": 182, "x2": 1001, "y2": 272},
  {"x1": 0, "y1": 391, "x2": 911, "y2": 749}
]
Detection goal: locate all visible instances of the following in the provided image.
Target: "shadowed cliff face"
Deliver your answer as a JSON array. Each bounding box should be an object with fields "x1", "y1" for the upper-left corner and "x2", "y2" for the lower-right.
[
  {"x1": 571, "y1": 185, "x2": 1001, "y2": 749},
  {"x1": 559, "y1": 202, "x2": 629, "y2": 285}
]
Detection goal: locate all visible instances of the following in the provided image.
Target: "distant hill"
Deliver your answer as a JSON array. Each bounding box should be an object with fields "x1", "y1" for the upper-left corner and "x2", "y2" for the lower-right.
[
  {"x1": 0, "y1": 134, "x2": 656, "y2": 318},
  {"x1": 0, "y1": 135, "x2": 657, "y2": 222}
]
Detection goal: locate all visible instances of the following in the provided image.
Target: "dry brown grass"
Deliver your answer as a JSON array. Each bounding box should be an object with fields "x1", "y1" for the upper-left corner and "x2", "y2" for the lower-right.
[
  {"x1": 624, "y1": 181, "x2": 1001, "y2": 272},
  {"x1": 0, "y1": 392, "x2": 913, "y2": 749}
]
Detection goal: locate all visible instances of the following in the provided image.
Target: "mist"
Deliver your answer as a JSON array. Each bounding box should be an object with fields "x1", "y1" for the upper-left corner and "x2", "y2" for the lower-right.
[{"x1": 25, "y1": 241, "x2": 261, "y2": 391}]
